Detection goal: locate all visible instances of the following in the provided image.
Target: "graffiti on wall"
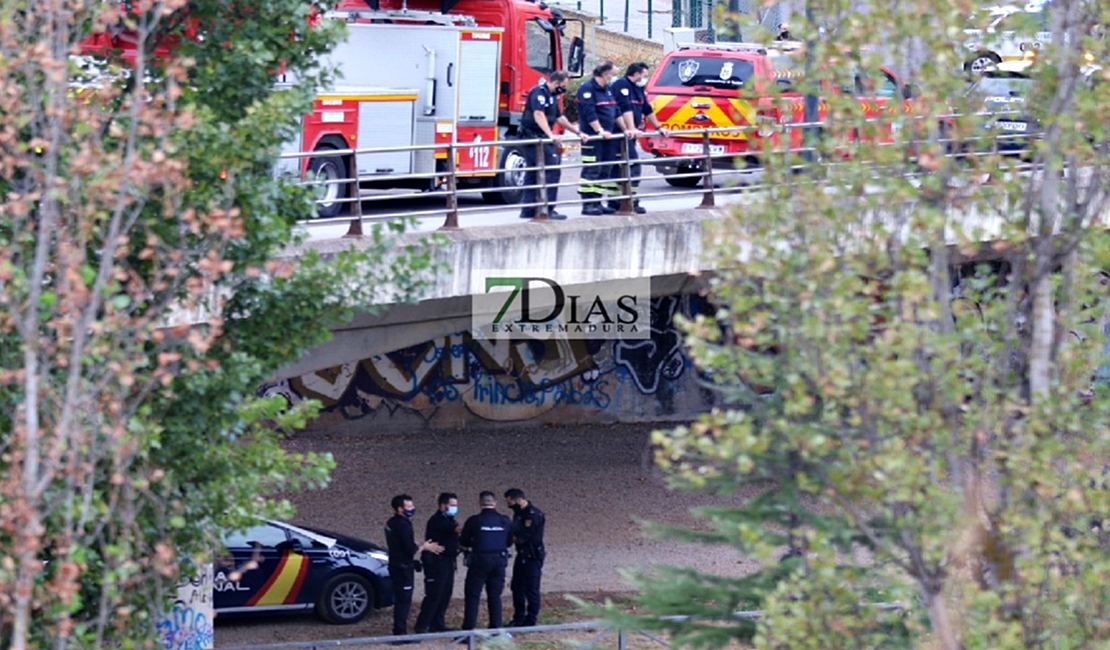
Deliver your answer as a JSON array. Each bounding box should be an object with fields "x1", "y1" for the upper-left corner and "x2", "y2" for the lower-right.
[
  {"x1": 156, "y1": 564, "x2": 214, "y2": 650},
  {"x1": 259, "y1": 295, "x2": 714, "y2": 424}
]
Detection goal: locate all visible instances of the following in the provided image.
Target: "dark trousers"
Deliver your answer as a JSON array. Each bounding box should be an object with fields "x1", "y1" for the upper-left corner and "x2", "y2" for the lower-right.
[
  {"x1": 608, "y1": 138, "x2": 641, "y2": 207},
  {"x1": 578, "y1": 137, "x2": 619, "y2": 203},
  {"x1": 389, "y1": 564, "x2": 415, "y2": 635},
  {"x1": 414, "y1": 556, "x2": 456, "y2": 632},
  {"x1": 461, "y1": 554, "x2": 507, "y2": 630},
  {"x1": 519, "y1": 140, "x2": 562, "y2": 217},
  {"x1": 510, "y1": 556, "x2": 544, "y2": 626}
]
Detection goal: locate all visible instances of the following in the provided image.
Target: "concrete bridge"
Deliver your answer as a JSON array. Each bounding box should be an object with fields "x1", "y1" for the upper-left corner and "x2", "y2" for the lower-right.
[{"x1": 256, "y1": 184, "x2": 1068, "y2": 433}]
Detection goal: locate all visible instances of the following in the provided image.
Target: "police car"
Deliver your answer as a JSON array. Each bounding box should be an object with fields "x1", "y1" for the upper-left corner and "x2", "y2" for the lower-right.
[
  {"x1": 950, "y1": 59, "x2": 1102, "y2": 156},
  {"x1": 215, "y1": 520, "x2": 393, "y2": 624},
  {"x1": 965, "y1": 60, "x2": 1040, "y2": 153},
  {"x1": 962, "y1": 4, "x2": 1051, "y2": 74}
]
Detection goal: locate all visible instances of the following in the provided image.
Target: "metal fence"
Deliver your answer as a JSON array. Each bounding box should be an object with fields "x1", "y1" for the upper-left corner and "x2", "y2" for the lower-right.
[
  {"x1": 221, "y1": 621, "x2": 672, "y2": 650},
  {"x1": 219, "y1": 603, "x2": 907, "y2": 650},
  {"x1": 280, "y1": 117, "x2": 1041, "y2": 238}
]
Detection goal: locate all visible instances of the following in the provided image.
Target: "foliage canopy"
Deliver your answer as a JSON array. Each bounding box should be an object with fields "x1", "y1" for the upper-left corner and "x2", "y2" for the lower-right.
[
  {"x1": 0, "y1": 0, "x2": 435, "y2": 647},
  {"x1": 616, "y1": 1, "x2": 1110, "y2": 648}
]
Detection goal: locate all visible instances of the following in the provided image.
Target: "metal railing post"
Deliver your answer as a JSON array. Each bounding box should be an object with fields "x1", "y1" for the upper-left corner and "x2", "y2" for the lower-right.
[
  {"x1": 343, "y1": 153, "x2": 363, "y2": 237},
  {"x1": 440, "y1": 142, "x2": 460, "y2": 230},
  {"x1": 617, "y1": 135, "x2": 634, "y2": 215},
  {"x1": 698, "y1": 129, "x2": 716, "y2": 208},
  {"x1": 536, "y1": 138, "x2": 550, "y2": 220},
  {"x1": 618, "y1": 628, "x2": 627, "y2": 650}
]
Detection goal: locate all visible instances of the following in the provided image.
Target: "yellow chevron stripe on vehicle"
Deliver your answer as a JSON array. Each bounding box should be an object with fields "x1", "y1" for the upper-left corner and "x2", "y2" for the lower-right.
[
  {"x1": 246, "y1": 552, "x2": 308, "y2": 606},
  {"x1": 650, "y1": 95, "x2": 756, "y2": 141}
]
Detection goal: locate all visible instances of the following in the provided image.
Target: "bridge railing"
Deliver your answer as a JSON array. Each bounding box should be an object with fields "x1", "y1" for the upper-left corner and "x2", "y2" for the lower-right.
[
  {"x1": 276, "y1": 113, "x2": 1040, "y2": 236},
  {"x1": 217, "y1": 602, "x2": 906, "y2": 650}
]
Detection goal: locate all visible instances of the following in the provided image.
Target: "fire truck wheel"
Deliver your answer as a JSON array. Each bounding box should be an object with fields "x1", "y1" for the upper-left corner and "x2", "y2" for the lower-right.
[
  {"x1": 663, "y1": 162, "x2": 703, "y2": 188},
  {"x1": 307, "y1": 146, "x2": 350, "y2": 218},
  {"x1": 483, "y1": 145, "x2": 527, "y2": 204}
]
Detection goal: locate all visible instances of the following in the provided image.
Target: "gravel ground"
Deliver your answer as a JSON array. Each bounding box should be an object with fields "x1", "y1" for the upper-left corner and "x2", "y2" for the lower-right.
[{"x1": 215, "y1": 422, "x2": 761, "y2": 647}]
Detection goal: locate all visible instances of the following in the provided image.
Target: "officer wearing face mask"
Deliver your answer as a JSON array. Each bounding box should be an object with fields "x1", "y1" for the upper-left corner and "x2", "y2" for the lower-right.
[
  {"x1": 517, "y1": 70, "x2": 585, "y2": 220},
  {"x1": 414, "y1": 492, "x2": 462, "y2": 634},
  {"x1": 504, "y1": 488, "x2": 546, "y2": 627},
  {"x1": 385, "y1": 494, "x2": 444, "y2": 642},
  {"x1": 610, "y1": 62, "x2": 670, "y2": 214}
]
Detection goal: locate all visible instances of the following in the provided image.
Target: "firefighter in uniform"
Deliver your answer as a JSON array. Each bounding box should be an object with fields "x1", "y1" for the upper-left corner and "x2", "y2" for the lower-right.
[
  {"x1": 504, "y1": 488, "x2": 546, "y2": 627},
  {"x1": 517, "y1": 71, "x2": 585, "y2": 220},
  {"x1": 384, "y1": 494, "x2": 444, "y2": 641},
  {"x1": 576, "y1": 61, "x2": 624, "y2": 215},
  {"x1": 459, "y1": 491, "x2": 513, "y2": 631},
  {"x1": 611, "y1": 62, "x2": 670, "y2": 214},
  {"x1": 414, "y1": 492, "x2": 461, "y2": 634}
]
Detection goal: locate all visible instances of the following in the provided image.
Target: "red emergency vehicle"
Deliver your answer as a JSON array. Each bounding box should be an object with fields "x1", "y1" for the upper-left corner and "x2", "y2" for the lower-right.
[
  {"x1": 340, "y1": 0, "x2": 587, "y2": 202},
  {"x1": 276, "y1": 17, "x2": 505, "y2": 217},
  {"x1": 640, "y1": 42, "x2": 917, "y2": 186}
]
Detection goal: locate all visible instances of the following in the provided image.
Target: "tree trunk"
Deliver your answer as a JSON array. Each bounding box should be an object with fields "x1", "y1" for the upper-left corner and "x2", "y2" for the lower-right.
[
  {"x1": 925, "y1": 589, "x2": 962, "y2": 650},
  {"x1": 1029, "y1": 269, "x2": 1054, "y2": 400}
]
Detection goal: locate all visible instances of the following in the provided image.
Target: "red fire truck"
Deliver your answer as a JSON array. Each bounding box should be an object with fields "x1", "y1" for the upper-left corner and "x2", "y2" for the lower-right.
[
  {"x1": 339, "y1": 0, "x2": 587, "y2": 203},
  {"x1": 80, "y1": 0, "x2": 585, "y2": 214},
  {"x1": 278, "y1": 16, "x2": 506, "y2": 217}
]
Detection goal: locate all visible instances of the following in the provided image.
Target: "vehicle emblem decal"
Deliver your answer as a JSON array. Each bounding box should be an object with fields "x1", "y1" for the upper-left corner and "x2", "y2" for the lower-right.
[
  {"x1": 678, "y1": 60, "x2": 700, "y2": 83},
  {"x1": 720, "y1": 62, "x2": 734, "y2": 80},
  {"x1": 329, "y1": 547, "x2": 349, "y2": 559}
]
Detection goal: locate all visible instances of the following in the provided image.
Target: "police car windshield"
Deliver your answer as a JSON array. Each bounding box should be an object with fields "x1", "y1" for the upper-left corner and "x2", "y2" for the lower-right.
[{"x1": 656, "y1": 57, "x2": 755, "y2": 88}]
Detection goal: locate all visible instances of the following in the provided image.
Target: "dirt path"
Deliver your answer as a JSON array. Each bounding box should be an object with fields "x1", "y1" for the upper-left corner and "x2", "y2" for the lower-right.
[{"x1": 215, "y1": 422, "x2": 759, "y2": 647}]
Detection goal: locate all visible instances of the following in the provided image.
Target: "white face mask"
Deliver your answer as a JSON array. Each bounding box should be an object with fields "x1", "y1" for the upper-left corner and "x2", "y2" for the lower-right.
[{"x1": 635, "y1": 78, "x2": 648, "y2": 88}]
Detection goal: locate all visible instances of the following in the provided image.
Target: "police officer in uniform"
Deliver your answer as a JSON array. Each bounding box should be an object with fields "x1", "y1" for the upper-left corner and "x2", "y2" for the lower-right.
[
  {"x1": 611, "y1": 62, "x2": 671, "y2": 214},
  {"x1": 414, "y1": 492, "x2": 461, "y2": 634},
  {"x1": 459, "y1": 491, "x2": 513, "y2": 630},
  {"x1": 576, "y1": 61, "x2": 624, "y2": 215},
  {"x1": 504, "y1": 488, "x2": 546, "y2": 627},
  {"x1": 518, "y1": 71, "x2": 585, "y2": 220},
  {"x1": 384, "y1": 494, "x2": 443, "y2": 642}
]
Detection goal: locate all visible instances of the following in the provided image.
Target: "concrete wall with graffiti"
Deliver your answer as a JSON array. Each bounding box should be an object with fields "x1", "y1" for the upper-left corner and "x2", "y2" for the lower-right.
[
  {"x1": 156, "y1": 564, "x2": 214, "y2": 650},
  {"x1": 259, "y1": 295, "x2": 720, "y2": 432}
]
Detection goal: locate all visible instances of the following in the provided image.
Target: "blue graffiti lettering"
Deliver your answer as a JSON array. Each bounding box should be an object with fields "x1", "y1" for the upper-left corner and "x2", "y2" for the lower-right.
[
  {"x1": 156, "y1": 602, "x2": 214, "y2": 650},
  {"x1": 468, "y1": 375, "x2": 612, "y2": 409}
]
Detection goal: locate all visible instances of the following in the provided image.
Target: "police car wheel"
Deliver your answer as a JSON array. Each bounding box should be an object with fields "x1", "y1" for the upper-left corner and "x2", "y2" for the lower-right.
[
  {"x1": 316, "y1": 573, "x2": 373, "y2": 624},
  {"x1": 307, "y1": 146, "x2": 350, "y2": 218},
  {"x1": 965, "y1": 53, "x2": 1000, "y2": 75}
]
